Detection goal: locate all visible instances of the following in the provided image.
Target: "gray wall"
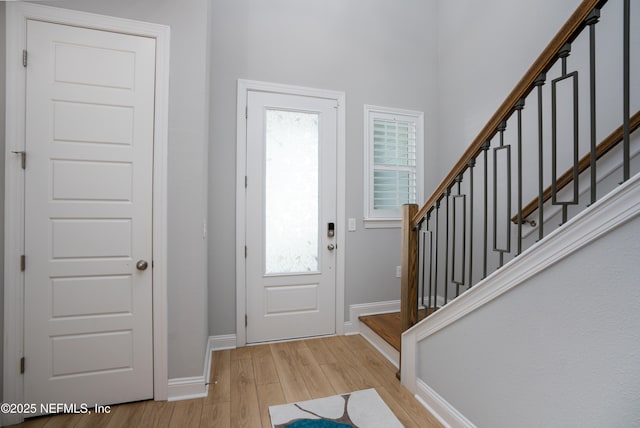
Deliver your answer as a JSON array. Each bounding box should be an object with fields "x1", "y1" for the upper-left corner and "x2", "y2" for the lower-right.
[
  {"x1": 208, "y1": 0, "x2": 439, "y2": 335},
  {"x1": 434, "y1": 0, "x2": 583, "y2": 180},
  {"x1": 418, "y1": 213, "x2": 640, "y2": 427},
  {"x1": 25, "y1": 0, "x2": 210, "y2": 379}
]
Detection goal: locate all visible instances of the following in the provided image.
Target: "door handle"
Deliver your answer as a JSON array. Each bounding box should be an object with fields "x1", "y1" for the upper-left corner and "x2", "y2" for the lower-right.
[
  {"x1": 136, "y1": 260, "x2": 149, "y2": 271},
  {"x1": 327, "y1": 244, "x2": 335, "y2": 251}
]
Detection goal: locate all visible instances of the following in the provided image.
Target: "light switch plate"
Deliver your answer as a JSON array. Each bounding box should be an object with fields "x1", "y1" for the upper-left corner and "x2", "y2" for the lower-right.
[{"x1": 348, "y1": 218, "x2": 357, "y2": 231}]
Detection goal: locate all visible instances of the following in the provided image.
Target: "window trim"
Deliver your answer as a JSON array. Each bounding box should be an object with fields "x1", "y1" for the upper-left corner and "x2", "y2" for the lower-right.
[{"x1": 363, "y1": 105, "x2": 424, "y2": 229}]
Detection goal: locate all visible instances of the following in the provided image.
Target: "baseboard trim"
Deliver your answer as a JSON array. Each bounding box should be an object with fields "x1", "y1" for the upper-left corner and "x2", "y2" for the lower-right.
[
  {"x1": 167, "y1": 376, "x2": 208, "y2": 402},
  {"x1": 344, "y1": 297, "x2": 445, "y2": 335},
  {"x1": 208, "y1": 334, "x2": 237, "y2": 351},
  {"x1": 343, "y1": 300, "x2": 400, "y2": 334},
  {"x1": 415, "y1": 378, "x2": 475, "y2": 428},
  {"x1": 358, "y1": 323, "x2": 399, "y2": 368},
  {"x1": 168, "y1": 334, "x2": 232, "y2": 402},
  {"x1": 343, "y1": 321, "x2": 357, "y2": 335}
]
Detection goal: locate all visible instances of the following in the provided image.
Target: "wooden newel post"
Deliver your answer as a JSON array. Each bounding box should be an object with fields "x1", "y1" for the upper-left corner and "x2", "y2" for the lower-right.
[{"x1": 400, "y1": 204, "x2": 419, "y2": 334}]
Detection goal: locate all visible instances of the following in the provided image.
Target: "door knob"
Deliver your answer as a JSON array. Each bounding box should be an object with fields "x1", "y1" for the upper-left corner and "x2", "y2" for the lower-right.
[
  {"x1": 327, "y1": 244, "x2": 335, "y2": 251},
  {"x1": 136, "y1": 260, "x2": 149, "y2": 271}
]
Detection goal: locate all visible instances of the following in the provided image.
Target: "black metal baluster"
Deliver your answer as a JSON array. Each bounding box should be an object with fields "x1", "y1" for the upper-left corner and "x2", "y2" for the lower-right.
[
  {"x1": 535, "y1": 73, "x2": 546, "y2": 241},
  {"x1": 452, "y1": 175, "x2": 466, "y2": 297},
  {"x1": 419, "y1": 224, "x2": 426, "y2": 310},
  {"x1": 493, "y1": 121, "x2": 511, "y2": 268},
  {"x1": 444, "y1": 189, "x2": 450, "y2": 304},
  {"x1": 551, "y1": 43, "x2": 579, "y2": 226},
  {"x1": 482, "y1": 141, "x2": 490, "y2": 279},
  {"x1": 426, "y1": 211, "x2": 433, "y2": 310},
  {"x1": 587, "y1": 8, "x2": 600, "y2": 204},
  {"x1": 623, "y1": 0, "x2": 630, "y2": 181},
  {"x1": 561, "y1": 43, "x2": 568, "y2": 75},
  {"x1": 434, "y1": 200, "x2": 440, "y2": 308},
  {"x1": 468, "y1": 158, "x2": 475, "y2": 287},
  {"x1": 451, "y1": 180, "x2": 459, "y2": 298},
  {"x1": 515, "y1": 98, "x2": 525, "y2": 255},
  {"x1": 416, "y1": 223, "x2": 420, "y2": 323}
]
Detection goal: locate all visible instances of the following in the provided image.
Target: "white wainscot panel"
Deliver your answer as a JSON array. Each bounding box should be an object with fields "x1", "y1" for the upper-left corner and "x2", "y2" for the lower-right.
[
  {"x1": 52, "y1": 275, "x2": 133, "y2": 318},
  {"x1": 265, "y1": 283, "x2": 319, "y2": 314},
  {"x1": 53, "y1": 101, "x2": 133, "y2": 145},
  {"x1": 54, "y1": 42, "x2": 135, "y2": 89},
  {"x1": 52, "y1": 160, "x2": 132, "y2": 201},
  {"x1": 52, "y1": 330, "x2": 133, "y2": 376},
  {"x1": 51, "y1": 219, "x2": 132, "y2": 259}
]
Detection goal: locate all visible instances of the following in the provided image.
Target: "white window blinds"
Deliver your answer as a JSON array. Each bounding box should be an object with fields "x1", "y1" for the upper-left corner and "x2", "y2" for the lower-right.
[
  {"x1": 373, "y1": 118, "x2": 417, "y2": 209},
  {"x1": 365, "y1": 106, "x2": 423, "y2": 225}
]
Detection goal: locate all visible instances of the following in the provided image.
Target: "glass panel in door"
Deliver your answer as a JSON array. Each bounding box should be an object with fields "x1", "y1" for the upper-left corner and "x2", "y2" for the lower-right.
[{"x1": 264, "y1": 109, "x2": 319, "y2": 274}]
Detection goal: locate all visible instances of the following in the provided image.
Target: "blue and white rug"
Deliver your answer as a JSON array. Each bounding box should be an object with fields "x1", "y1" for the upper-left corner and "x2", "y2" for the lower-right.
[{"x1": 269, "y1": 388, "x2": 403, "y2": 428}]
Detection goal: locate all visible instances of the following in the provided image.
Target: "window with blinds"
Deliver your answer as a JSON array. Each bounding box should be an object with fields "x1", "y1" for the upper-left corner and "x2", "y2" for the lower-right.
[{"x1": 364, "y1": 106, "x2": 424, "y2": 226}]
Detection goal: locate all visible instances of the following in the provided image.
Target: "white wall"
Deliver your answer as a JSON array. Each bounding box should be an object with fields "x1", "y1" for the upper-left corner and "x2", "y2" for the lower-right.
[
  {"x1": 417, "y1": 212, "x2": 640, "y2": 427},
  {"x1": 25, "y1": 0, "x2": 210, "y2": 379},
  {"x1": 207, "y1": 0, "x2": 439, "y2": 335}
]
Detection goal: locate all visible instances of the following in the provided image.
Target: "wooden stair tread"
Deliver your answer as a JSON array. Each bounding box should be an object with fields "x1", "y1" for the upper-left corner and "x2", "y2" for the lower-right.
[{"x1": 359, "y1": 308, "x2": 435, "y2": 351}]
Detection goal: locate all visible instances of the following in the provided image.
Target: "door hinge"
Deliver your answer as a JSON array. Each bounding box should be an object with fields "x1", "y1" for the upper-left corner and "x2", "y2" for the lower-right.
[
  {"x1": 22, "y1": 49, "x2": 27, "y2": 67},
  {"x1": 245, "y1": 314, "x2": 248, "y2": 327},
  {"x1": 245, "y1": 106, "x2": 248, "y2": 119},
  {"x1": 11, "y1": 151, "x2": 26, "y2": 169},
  {"x1": 244, "y1": 246, "x2": 247, "y2": 258},
  {"x1": 20, "y1": 255, "x2": 26, "y2": 272},
  {"x1": 245, "y1": 176, "x2": 247, "y2": 188},
  {"x1": 20, "y1": 357, "x2": 25, "y2": 374}
]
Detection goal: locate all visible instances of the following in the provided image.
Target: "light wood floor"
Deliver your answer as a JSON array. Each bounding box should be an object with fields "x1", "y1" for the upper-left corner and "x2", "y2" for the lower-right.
[{"x1": 13, "y1": 335, "x2": 442, "y2": 428}]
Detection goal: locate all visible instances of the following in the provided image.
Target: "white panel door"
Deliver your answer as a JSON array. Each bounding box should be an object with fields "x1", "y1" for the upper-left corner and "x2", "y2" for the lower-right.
[
  {"x1": 245, "y1": 91, "x2": 337, "y2": 343},
  {"x1": 23, "y1": 20, "x2": 156, "y2": 411}
]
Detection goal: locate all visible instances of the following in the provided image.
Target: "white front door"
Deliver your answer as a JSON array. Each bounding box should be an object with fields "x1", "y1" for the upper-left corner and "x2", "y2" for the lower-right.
[
  {"x1": 23, "y1": 19, "x2": 156, "y2": 410},
  {"x1": 245, "y1": 91, "x2": 338, "y2": 343}
]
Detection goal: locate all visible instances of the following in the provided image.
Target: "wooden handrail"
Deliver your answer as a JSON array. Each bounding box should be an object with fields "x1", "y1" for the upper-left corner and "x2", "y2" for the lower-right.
[
  {"x1": 513, "y1": 110, "x2": 640, "y2": 224},
  {"x1": 412, "y1": 0, "x2": 606, "y2": 228}
]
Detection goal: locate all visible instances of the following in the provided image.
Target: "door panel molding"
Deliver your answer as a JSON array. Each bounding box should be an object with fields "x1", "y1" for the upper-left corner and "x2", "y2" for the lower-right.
[
  {"x1": 3, "y1": 4, "x2": 170, "y2": 424},
  {"x1": 236, "y1": 80, "x2": 346, "y2": 346}
]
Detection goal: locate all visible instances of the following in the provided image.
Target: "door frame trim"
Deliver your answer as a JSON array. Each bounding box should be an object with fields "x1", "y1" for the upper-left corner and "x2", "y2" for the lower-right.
[
  {"x1": 235, "y1": 79, "x2": 346, "y2": 346},
  {"x1": 3, "y1": 3, "x2": 170, "y2": 424}
]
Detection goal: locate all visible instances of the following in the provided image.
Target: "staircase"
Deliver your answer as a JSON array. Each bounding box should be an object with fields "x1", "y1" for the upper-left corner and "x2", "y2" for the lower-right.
[{"x1": 388, "y1": 0, "x2": 639, "y2": 425}]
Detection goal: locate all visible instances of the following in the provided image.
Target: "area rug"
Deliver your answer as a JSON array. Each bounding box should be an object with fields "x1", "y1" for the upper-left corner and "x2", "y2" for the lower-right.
[{"x1": 269, "y1": 388, "x2": 403, "y2": 427}]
